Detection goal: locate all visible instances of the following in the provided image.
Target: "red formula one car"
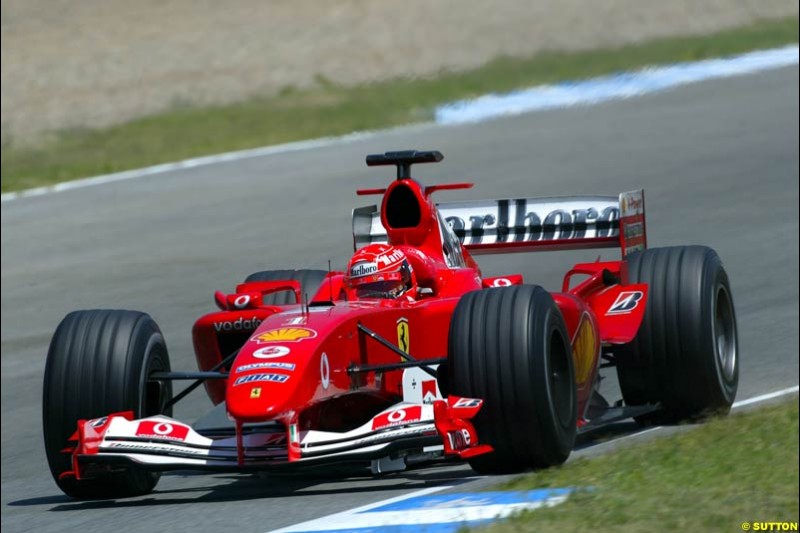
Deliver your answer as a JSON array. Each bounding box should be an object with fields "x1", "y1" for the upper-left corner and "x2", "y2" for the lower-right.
[{"x1": 43, "y1": 150, "x2": 739, "y2": 498}]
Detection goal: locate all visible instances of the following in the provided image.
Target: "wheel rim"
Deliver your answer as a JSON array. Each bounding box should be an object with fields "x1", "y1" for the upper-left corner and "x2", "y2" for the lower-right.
[
  {"x1": 143, "y1": 342, "x2": 172, "y2": 417},
  {"x1": 713, "y1": 285, "x2": 737, "y2": 382},
  {"x1": 549, "y1": 330, "x2": 573, "y2": 428},
  {"x1": 144, "y1": 375, "x2": 169, "y2": 417}
]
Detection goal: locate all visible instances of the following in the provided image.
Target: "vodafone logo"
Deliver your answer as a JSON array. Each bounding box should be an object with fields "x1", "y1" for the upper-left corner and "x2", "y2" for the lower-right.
[
  {"x1": 135, "y1": 420, "x2": 189, "y2": 442},
  {"x1": 371, "y1": 406, "x2": 422, "y2": 431},
  {"x1": 153, "y1": 422, "x2": 174, "y2": 435},
  {"x1": 388, "y1": 409, "x2": 407, "y2": 423},
  {"x1": 447, "y1": 428, "x2": 473, "y2": 450},
  {"x1": 233, "y1": 295, "x2": 251, "y2": 309},
  {"x1": 491, "y1": 278, "x2": 512, "y2": 287},
  {"x1": 213, "y1": 317, "x2": 262, "y2": 332},
  {"x1": 320, "y1": 352, "x2": 330, "y2": 390},
  {"x1": 253, "y1": 346, "x2": 291, "y2": 359}
]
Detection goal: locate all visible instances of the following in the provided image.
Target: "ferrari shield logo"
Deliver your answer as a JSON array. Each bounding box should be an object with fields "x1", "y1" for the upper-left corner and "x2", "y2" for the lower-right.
[
  {"x1": 396, "y1": 318, "x2": 410, "y2": 357},
  {"x1": 250, "y1": 387, "x2": 262, "y2": 399}
]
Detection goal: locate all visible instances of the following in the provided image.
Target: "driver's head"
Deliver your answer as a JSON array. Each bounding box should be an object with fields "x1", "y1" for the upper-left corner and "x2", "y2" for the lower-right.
[{"x1": 346, "y1": 244, "x2": 416, "y2": 300}]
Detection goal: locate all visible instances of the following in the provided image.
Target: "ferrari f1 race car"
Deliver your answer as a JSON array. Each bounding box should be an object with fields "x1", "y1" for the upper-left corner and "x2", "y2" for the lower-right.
[{"x1": 43, "y1": 150, "x2": 739, "y2": 498}]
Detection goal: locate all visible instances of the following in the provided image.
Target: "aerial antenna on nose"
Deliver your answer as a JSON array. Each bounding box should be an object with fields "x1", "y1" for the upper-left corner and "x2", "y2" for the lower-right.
[{"x1": 328, "y1": 260, "x2": 334, "y2": 302}]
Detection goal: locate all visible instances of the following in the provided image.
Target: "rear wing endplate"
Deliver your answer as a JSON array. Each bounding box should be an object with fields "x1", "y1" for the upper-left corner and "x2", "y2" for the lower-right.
[{"x1": 353, "y1": 190, "x2": 646, "y2": 256}]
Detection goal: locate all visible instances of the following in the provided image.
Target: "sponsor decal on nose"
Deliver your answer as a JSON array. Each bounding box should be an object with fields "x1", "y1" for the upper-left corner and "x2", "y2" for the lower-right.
[
  {"x1": 236, "y1": 361, "x2": 296, "y2": 372},
  {"x1": 320, "y1": 352, "x2": 330, "y2": 390},
  {"x1": 255, "y1": 327, "x2": 317, "y2": 343},
  {"x1": 253, "y1": 345, "x2": 291, "y2": 359},
  {"x1": 213, "y1": 316, "x2": 263, "y2": 332},
  {"x1": 233, "y1": 373, "x2": 290, "y2": 386}
]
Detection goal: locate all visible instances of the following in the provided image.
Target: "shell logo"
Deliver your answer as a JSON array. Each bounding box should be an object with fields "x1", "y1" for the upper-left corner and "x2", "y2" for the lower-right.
[
  {"x1": 572, "y1": 317, "x2": 598, "y2": 385},
  {"x1": 255, "y1": 327, "x2": 317, "y2": 343}
]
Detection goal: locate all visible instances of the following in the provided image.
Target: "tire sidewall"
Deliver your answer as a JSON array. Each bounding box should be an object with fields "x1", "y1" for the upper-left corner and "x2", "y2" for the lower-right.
[
  {"x1": 616, "y1": 246, "x2": 739, "y2": 420},
  {"x1": 538, "y1": 306, "x2": 577, "y2": 446},
  {"x1": 138, "y1": 331, "x2": 172, "y2": 418},
  {"x1": 704, "y1": 265, "x2": 739, "y2": 407},
  {"x1": 43, "y1": 310, "x2": 171, "y2": 498},
  {"x1": 448, "y1": 286, "x2": 577, "y2": 473}
]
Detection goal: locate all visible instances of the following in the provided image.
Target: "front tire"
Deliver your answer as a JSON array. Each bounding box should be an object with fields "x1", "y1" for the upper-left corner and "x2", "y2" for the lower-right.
[
  {"x1": 448, "y1": 285, "x2": 577, "y2": 474},
  {"x1": 43, "y1": 310, "x2": 172, "y2": 499},
  {"x1": 616, "y1": 246, "x2": 739, "y2": 421}
]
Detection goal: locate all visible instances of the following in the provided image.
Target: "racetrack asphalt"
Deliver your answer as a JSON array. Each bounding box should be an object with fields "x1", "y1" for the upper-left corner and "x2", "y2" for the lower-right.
[{"x1": 1, "y1": 66, "x2": 798, "y2": 533}]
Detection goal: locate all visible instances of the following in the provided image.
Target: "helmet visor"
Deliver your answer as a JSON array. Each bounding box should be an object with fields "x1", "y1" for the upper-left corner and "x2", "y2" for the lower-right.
[{"x1": 355, "y1": 280, "x2": 407, "y2": 299}]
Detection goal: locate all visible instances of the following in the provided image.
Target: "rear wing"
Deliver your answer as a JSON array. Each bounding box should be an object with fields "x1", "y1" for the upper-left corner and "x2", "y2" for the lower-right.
[{"x1": 353, "y1": 190, "x2": 646, "y2": 256}]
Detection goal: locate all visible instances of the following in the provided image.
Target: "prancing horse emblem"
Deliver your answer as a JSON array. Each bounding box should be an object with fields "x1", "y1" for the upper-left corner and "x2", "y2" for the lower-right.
[{"x1": 396, "y1": 318, "x2": 410, "y2": 359}]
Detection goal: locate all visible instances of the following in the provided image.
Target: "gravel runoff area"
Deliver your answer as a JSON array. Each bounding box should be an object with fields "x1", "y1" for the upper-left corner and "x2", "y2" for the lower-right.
[{"x1": 1, "y1": 0, "x2": 797, "y2": 145}]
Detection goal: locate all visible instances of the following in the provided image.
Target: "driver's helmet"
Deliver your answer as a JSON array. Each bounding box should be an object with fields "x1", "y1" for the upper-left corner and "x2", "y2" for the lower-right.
[{"x1": 345, "y1": 244, "x2": 417, "y2": 300}]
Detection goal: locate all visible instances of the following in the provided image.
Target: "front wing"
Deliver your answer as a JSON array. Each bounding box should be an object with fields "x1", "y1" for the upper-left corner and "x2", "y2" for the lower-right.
[{"x1": 61, "y1": 396, "x2": 492, "y2": 481}]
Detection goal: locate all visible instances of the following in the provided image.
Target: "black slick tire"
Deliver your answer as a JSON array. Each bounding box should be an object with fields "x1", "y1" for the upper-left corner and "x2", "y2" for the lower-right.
[
  {"x1": 616, "y1": 246, "x2": 739, "y2": 421},
  {"x1": 448, "y1": 285, "x2": 577, "y2": 474},
  {"x1": 43, "y1": 310, "x2": 172, "y2": 499}
]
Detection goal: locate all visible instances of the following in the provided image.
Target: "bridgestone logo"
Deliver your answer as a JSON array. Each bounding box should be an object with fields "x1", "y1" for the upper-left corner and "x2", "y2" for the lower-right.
[
  {"x1": 607, "y1": 291, "x2": 644, "y2": 315},
  {"x1": 350, "y1": 262, "x2": 378, "y2": 278},
  {"x1": 105, "y1": 442, "x2": 205, "y2": 455}
]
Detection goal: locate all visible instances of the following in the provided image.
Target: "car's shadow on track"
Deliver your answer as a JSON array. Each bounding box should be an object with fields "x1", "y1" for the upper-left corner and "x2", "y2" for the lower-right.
[
  {"x1": 575, "y1": 420, "x2": 646, "y2": 448},
  {"x1": 9, "y1": 422, "x2": 651, "y2": 511},
  {"x1": 8, "y1": 461, "x2": 479, "y2": 511}
]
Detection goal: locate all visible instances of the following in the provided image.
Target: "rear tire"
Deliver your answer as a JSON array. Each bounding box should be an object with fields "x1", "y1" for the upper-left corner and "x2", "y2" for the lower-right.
[
  {"x1": 616, "y1": 246, "x2": 738, "y2": 421},
  {"x1": 244, "y1": 269, "x2": 328, "y2": 305},
  {"x1": 43, "y1": 310, "x2": 172, "y2": 499},
  {"x1": 448, "y1": 285, "x2": 577, "y2": 474}
]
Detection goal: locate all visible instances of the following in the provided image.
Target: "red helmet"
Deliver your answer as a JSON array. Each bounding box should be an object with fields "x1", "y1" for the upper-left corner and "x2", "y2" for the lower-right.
[{"x1": 346, "y1": 244, "x2": 417, "y2": 300}]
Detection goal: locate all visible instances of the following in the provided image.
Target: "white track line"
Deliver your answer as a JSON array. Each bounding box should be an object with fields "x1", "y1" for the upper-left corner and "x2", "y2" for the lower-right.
[
  {"x1": 0, "y1": 125, "x2": 431, "y2": 203},
  {"x1": 268, "y1": 485, "x2": 453, "y2": 533},
  {"x1": 270, "y1": 385, "x2": 799, "y2": 533},
  {"x1": 272, "y1": 495, "x2": 569, "y2": 532},
  {"x1": 435, "y1": 45, "x2": 799, "y2": 124},
  {"x1": 3, "y1": 45, "x2": 797, "y2": 204},
  {"x1": 580, "y1": 385, "x2": 800, "y2": 450},
  {"x1": 732, "y1": 385, "x2": 799, "y2": 408}
]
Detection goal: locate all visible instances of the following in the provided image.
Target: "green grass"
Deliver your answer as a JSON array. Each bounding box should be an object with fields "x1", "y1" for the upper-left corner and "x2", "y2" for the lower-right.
[
  {"x1": 474, "y1": 401, "x2": 799, "y2": 533},
  {"x1": 2, "y1": 16, "x2": 797, "y2": 192}
]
